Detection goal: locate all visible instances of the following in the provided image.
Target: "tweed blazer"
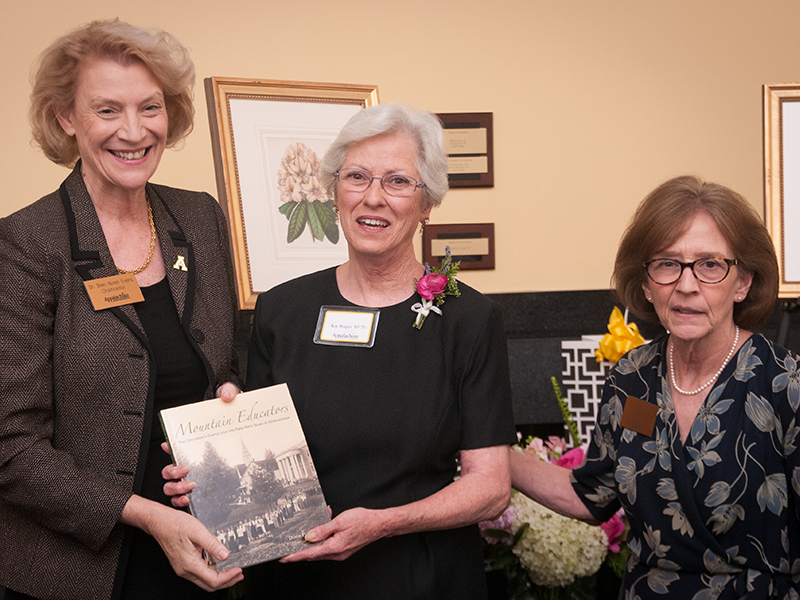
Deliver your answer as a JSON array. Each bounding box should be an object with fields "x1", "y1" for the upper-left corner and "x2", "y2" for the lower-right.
[{"x1": 0, "y1": 165, "x2": 240, "y2": 600}]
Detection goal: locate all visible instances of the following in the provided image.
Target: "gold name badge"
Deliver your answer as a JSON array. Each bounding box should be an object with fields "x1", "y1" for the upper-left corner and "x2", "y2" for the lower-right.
[{"x1": 84, "y1": 274, "x2": 145, "y2": 311}]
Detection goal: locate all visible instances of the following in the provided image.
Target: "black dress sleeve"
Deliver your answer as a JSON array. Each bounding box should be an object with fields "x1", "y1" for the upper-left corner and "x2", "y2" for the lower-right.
[{"x1": 456, "y1": 301, "x2": 517, "y2": 450}]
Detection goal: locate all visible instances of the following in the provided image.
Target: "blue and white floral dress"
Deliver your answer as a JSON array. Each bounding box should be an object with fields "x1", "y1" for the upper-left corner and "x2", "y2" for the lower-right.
[{"x1": 572, "y1": 334, "x2": 800, "y2": 599}]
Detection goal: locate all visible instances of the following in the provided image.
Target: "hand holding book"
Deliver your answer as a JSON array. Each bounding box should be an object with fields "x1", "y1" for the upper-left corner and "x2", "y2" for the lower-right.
[
  {"x1": 120, "y1": 494, "x2": 244, "y2": 590},
  {"x1": 160, "y1": 384, "x2": 330, "y2": 570},
  {"x1": 162, "y1": 380, "x2": 240, "y2": 508}
]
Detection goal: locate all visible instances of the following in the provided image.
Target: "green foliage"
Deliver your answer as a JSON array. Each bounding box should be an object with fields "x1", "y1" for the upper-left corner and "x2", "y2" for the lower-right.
[
  {"x1": 278, "y1": 201, "x2": 295, "y2": 219},
  {"x1": 280, "y1": 199, "x2": 339, "y2": 244},
  {"x1": 317, "y1": 200, "x2": 339, "y2": 244},
  {"x1": 287, "y1": 200, "x2": 308, "y2": 243},
  {"x1": 604, "y1": 542, "x2": 630, "y2": 579},
  {"x1": 551, "y1": 377, "x2": 581, "y2": 448}
]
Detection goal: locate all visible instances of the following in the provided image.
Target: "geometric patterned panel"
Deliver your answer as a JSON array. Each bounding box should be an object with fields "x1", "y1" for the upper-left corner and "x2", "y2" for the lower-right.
[{"x1": 560, "y1": 339, "x2": 612, "y2": 447}]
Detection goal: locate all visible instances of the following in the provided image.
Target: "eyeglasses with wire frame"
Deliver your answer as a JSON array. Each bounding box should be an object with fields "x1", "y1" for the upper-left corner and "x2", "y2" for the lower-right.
[
  {"x1": 644, "y1": 257, "x2": 739, "y2": 285},
  {"x1": 334, "y1": 167, "x2": 425, "y2": 198}
]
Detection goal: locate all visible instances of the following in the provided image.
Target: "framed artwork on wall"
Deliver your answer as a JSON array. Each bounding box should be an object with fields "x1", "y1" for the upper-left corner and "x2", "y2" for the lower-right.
[
  {"x1": 764, "y1": 83, "x2": 800, "y2": 298},
  {"x1": 205, "y1": 77, "x2": 379, "y2": 310}
]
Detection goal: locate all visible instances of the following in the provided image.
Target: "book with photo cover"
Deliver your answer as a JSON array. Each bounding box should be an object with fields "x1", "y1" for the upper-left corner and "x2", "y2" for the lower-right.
[{"x1": 160, "y1": 383, "x2": 330, "y2": 571}]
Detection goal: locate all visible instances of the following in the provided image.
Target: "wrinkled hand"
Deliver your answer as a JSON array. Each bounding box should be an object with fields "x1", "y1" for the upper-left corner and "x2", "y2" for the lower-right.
[
  {"x1": 161, "y1": 383, "x2": 239, "y2": 508},
  {"x1": 279, "y1": 507, "x2": 386, "y2": 563},
  {"x1": 147, "y1": 504, "x2": 243, "y2": 591},
  {"x1": 161, "y1": 453, "x2": 194, "y2": 508}
]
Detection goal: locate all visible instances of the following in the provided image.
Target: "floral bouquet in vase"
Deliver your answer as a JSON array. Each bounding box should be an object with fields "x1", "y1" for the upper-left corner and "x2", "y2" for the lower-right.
[{"x1": 480, "y1": 435, "x2": 628, "y2": 600}]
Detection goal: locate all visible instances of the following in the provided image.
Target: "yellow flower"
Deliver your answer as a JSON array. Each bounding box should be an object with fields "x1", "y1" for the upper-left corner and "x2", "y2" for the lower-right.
[{"x1": 595, "y1": 306, "x2": 645, "y2": 363}]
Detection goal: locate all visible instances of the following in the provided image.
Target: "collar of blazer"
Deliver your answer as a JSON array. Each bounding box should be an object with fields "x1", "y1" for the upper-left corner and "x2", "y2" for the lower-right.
[{"x1": 58, "y1": 162, "x2": 196, "y2": 332}]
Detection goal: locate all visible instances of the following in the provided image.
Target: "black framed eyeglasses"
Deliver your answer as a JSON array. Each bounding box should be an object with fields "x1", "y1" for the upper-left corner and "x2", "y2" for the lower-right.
[
  {"x1": 644, "y1": 257, "x2": 739, "y2": 285},
  {"x1": 334, "y1": 167, "x2": 425, "y2": 198}
]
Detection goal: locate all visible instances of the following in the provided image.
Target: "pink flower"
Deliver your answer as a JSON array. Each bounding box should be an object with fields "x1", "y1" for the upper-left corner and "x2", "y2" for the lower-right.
[
  {"x1": 554, "y1": 447, "x2": 585, "y2": 470},
  {"x1": 524, "y1": 437, "x2": 549, "y2": 461},
  {"x1": 545, "y1": 436, "x2": 567, "y2": 455},
  {"x1": 600, "y1": 512, "x2": 625, "y2": 553},
  {"x1": 417, "y1": 273, "x2": 448, "y2": 300},
  {"x1": 479, "y1": 506, "x2": 518, "y2": 545}
]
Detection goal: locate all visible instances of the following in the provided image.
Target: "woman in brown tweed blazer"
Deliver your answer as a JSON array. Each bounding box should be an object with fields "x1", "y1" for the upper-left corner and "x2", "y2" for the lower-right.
[{"x1": 0, "y1": 20, "x2": 243, "y2": 600}]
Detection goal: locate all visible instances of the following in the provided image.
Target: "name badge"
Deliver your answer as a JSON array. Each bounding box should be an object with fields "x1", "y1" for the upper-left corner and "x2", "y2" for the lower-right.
[
  {"x1": 313, "y1": 306, "x2": 379, "y2": 347},
  {"x1": 84, "y1": 274, "x2": 145, "y2": 310},
  {"x1": 620, "y1": 395, "x2": 658, "y2": 437}
]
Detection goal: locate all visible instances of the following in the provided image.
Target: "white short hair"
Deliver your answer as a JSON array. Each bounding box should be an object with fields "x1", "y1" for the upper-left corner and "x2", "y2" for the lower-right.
[{"x1": 320, "y1": 103, "x2": 449, "y2": 210}]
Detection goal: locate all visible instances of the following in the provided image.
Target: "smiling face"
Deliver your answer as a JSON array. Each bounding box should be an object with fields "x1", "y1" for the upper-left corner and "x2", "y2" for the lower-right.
[
  {"x1": 55, "y1": 58, "x2": 167, "y2": 200},
  {"x1": 336, "y1": 133, "x2": 431, "y2": 262},
  {"x1": 642, "y1": 211, "x2": 753, "y2": 345}
]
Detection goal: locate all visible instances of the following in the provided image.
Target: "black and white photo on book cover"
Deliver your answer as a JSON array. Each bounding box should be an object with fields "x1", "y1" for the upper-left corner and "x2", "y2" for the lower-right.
[{"x1": 159, "y1": 383, "x2": 330, "y2": 571}]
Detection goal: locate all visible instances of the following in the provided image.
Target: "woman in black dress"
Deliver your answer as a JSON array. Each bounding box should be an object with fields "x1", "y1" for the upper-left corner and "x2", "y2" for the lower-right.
[{"x1": 169, "y1": 103, "x2": 516, "y2": 599}]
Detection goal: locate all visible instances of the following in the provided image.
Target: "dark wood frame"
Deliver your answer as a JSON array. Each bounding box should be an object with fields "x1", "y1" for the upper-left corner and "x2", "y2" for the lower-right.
[
  {"x1": 422, "y1": 222, "x2": 495, "y2": 270},
  {"x1": 436, "y1": 112, "x2": 494, "y2": 188}
]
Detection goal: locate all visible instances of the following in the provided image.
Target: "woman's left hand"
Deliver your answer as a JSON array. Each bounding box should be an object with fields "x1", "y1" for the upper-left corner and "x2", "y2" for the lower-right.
[
  {"x1": 280, "y1": 444, "x2": 510, "y2": 563},
  {"x1": 279, "y1": 507, "x2": 386, "y2": 563},
  {"x1": 161, "y1": 382, "x2": 241, "y2": 508}
]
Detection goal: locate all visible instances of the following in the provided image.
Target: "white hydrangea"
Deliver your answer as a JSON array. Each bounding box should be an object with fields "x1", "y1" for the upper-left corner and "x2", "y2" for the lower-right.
[
  {"x1": 276, "y1": 143, "x2": 329, "y2": 204},
  {"x1": 510, "y1": 492, "x2": 608, "y2": 587}
]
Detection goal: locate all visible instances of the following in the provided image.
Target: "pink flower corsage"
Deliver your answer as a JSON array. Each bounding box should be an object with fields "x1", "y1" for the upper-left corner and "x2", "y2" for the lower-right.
[{"x1": 412, "y1": 246, "x2": 461, "y2": 329}]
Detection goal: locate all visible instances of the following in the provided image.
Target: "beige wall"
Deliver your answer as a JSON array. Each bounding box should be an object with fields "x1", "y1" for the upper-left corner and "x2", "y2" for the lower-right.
[{"x1": 4, "y1": 1, "x2": 800, "y2": 293}]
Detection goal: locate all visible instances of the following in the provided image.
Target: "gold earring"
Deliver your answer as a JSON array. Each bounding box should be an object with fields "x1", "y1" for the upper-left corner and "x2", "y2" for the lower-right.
[{"x1": 419, "y1": 218, "x2": 429, "y2": 236}]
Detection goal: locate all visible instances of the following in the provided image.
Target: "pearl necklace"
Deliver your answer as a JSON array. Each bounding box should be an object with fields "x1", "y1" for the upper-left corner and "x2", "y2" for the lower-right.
[
  {"x1": 116, "y1": 195, "x2": 156, "y2": 275},
  {"x1": 669, "y1": 326, "x2": 739, "y2": 395}
]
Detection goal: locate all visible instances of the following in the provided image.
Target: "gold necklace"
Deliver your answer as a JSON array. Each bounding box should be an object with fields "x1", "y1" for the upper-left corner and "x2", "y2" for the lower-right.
[{"x1": 116, "y1": 195, "x2": 156, "y2": 275}]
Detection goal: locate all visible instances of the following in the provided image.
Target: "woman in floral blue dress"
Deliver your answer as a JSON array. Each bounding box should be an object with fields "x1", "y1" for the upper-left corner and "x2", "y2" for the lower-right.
[{"x1": 511, "y1": 175, "x2": 800, "y2": 599}]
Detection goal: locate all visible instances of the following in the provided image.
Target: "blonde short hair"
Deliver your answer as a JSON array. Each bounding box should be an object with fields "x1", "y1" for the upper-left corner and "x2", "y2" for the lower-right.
[{"x1": 30, "y1": 19, "x2": 195, "y2": 166}]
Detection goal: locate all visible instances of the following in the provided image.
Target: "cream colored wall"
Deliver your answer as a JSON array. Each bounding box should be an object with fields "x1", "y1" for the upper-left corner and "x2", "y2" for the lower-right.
[{"x1": 4, "y1": 1, "x2": 800, "y2": 293}]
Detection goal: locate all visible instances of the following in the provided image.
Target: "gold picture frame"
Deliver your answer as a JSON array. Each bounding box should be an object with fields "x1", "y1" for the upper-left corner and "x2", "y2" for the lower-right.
[
  {"x1": 764, "y1": 83, "x2": 800, "y2": 298},
  {"x1": 205, "y1": 77, "x2": 379, "y2": 310}
]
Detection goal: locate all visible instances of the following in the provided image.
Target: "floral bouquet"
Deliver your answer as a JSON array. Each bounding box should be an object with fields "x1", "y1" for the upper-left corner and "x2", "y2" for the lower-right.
[{"x1": 480, "y1": 435, "x2": 627, "y2": 600}]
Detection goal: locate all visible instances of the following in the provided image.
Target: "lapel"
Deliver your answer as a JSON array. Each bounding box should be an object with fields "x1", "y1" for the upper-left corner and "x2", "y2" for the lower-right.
[
  {"x1": 60, "y1": 165, "x2": 148, "y2": 350},
  {"x1": 59, "y1": 165, "x2": 196, "y2": 344}
]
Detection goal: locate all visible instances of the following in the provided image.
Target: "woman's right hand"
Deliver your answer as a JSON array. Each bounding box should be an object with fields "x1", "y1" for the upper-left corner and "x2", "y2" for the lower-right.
[
  {"x1": 121, "y1": 495, "x2": 244, "y2": 591},
  {"x1": 162, "y1": 382, "x2": 239, "y2": 507}
]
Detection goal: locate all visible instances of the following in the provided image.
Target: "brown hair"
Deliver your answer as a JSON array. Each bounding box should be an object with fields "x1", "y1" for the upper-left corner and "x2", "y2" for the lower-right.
[
  {"x1": 613, "y1": 175, "x2": 778, "y2": 330},
  {"x1": 30, "y1": 19, "x2": 195, "y2": 166}
]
